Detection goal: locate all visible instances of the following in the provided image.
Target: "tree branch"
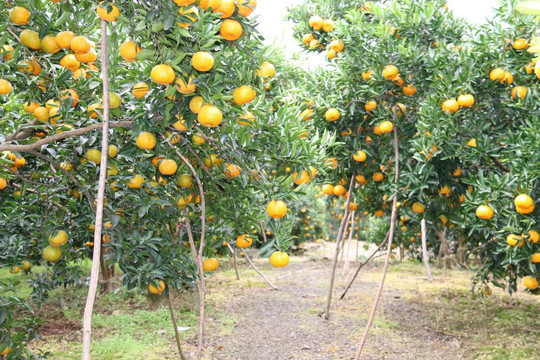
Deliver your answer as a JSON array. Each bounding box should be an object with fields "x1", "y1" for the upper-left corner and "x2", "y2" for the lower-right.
[{"x1": 0, "y1": 121, "x2": 132, "y2": 152}]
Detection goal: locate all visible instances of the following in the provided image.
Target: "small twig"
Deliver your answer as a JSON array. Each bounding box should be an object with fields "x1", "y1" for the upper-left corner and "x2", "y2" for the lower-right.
[
  {"x1": 489, "y1": 156, "x2": 509, "y2": 172},
  {"x1": 276, "y1": 265, "x2": 324, "y2": 279},
  {"x1": 340, "y1": 232, "x2": 389, "y2": 300},
  {"x1": 1, "y1": 165, "x2": 51, "y2": 187},
  {"x1": 26, "y1": 149, "x2": 96, "y2": 213},
  {"x1": 242, "y1": 251, "x2": 278, "y2": 290},
  {"x1": 259, "y1": 221, "x2": 268, "y2": 244},
  {"x1": 6, "y1": 27, "x2": 20, "y2": 43}
]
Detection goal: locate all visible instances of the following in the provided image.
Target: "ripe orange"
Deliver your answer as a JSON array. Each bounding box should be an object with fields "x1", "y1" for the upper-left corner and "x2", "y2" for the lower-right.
[
  {"x1": 523, "y1": 276, "x2": 538, "y2": 290},
  {"x1": 198, "y1": 105, "x2": 223, "y2": 127},
  {"x1": 507, "y1": 233, "x2": 524, "y2": 247},
  {"x1": 34, "y1": 106, "x2": 50, "y2": 122},
  {"x1": 224, "y1": 163, "x2": 241, "y2": 179},
  {"x1": 175, "y1": 75, "x2": 196, "y2": 94},
  {"x1": 372, "y1": 172, "x2": 384, "y2": 182},
  {"x1": 97, "y1": 2, "x2": 121, "y2": 22},
  {"x1": 75, "y1": 48, "x2": 98, "y2": 63},
  {"x1": 20, "y1": 30, "x2": 42, "y2": 51},
  {"x1": 292, "y1": 170, "x2": 311, "y2": 185},
  {"x1": 514, "y1": 194, "x2": 534, "y2": 214},
  {"x1": 136, "y1": 132, "x2": 157, "y2": 150},
  {"x1": 0, "y1": 177, "x2": 7, "y2": 190},
  {"x1": 489, "y1": 68, "x2": 505, "y2": 81},
  {"x1": 61, "y1": 89, "x2": 79, "y2": 107},
  {"x1": 329, "y1": 39, "x2": 344, "y2": 52},
  {"x1": 127, "y1": 174, "x2": 145, "y2": 188},
  {"x1": 236, "y1": 234, "x2": 253, "y2": 248},
  {"x1": 148, "y1": 280, "x2": 166, "y2": 294},
  {"x1": 20, "y1": 261, "x2": 31, "y2": 271},
  {"x1": 216, "y1": 0, "x2": 235, "y2": 18},
  {"x1": 55, "y1": 31, "x2": 75, "y2": 49},
  {"x1": 238, "y1": 111, "x2": 255, "y2": 125},
  {"x1": 532, "y1": 253, "x2": 540, "y2": 263},
  {"x1": 233, "y1": 85, "x2": 256, "y2": 105},
  {"x1": 322, "y1": 19, "x2": 335, "y2": 32},
  {"x1": 476, "y1": 205, "x2": 494, "y2": 219},
  {"x1": 379, "y1": 121, "x2": 393, "y2": 134},
  {"x1": 442, "y1": 99, "x2": 459, "y2": 114},
  {"x1": 267, "y1": 200, "x2": 287, "y2": 219},
  {"x1": 237, "y1": 0, "x2": 257, "y2": 17},
  {"x1": 513, "y1": 38, "x2": 528, "y2": 50},
  {"x1": 457, "y1": 94, "x2": 474, "y2": 108},
  {"x1": 382, "y1": 65, "x2": 398, "y2": 80},
  {"x1": 365, "y1": 100, "x2": 377, "y2": 112},
  {"x1": 159, "y1": 159, "x2": 178, "y2": 175},
  {"x1": 353, "y1": 150, "x2": 367, "y2": 162},
  {"x1": 362, "y1": 71, "x2": 373, "y2": 81},
  {"x1": 257, "y1": 61, "x2": 276, "y2": 80},
  {"x1": 412, "y1": 202, "x2": 425, "y2": 213},
  {"x1": 528, "y1": 230, "x2": 539, "y2": 243},
  {"x1": 1, "y1": 45, "x2": 14, "y2": 60},
  {"x1": 482, "y1": 285, "x2": 492, "y2": 296},
  {"x1": 177, "y1": 6, "x2": 199, "y2": 27},
  {"x1": 133, "y1": 82, "x2": 150, "y2": 98},
  {"x1": 333, "y1": 185, "x2": 346, "y2": 196},
  {"x1": 220, "y1": 19, "x2": 243, "y2": 41},
  {"x1": 511, "y1": 86, "x2": 527, "y2": 99},
  {"x1": 60, "y1": 54, "x2": 81, "y2": 71},
  {"x1": 48, "y1": 230, "x2": 69, "y2": 247},
  {"x1": 71, "y1": 36, "x2": 91, "y2": 53},
  {"x1": 86, "y1": 149, "x2": 102, "y2": 164},
  {"x1": 43, "y1": 246, "x2": 62, "y2": 262},
  {"x1": 322, "y1": 184, "x2": 334, "y2": 195},
  {"x1": 269, "y1": 251, "x2": 289, "y2": 267},
  {"x1": 466, "y1": 138, "x2": 477, "y2": 147},
  {"x1": 402, "y1": 85, "x2": 416, "y2": 96},
  {"x1": 438, "y1": 185, "x2": 451, "y2": 196},
  {"x1": 10, "y1": 6, "x2": 31, "y2": 25},
  {"x1": 374, "y1": 210, "x2": 384, "y2": 217},
  {"x1": 325, "y1": 108, "x2": 340, "y2": 121},
  {"x1": 203, "y1": 258, "x2": 219, "y2": 271},
  {"x1": 302, "y1": 33, "x2": 314, "y2": 46},
  {"x1": 0, "y1": 79, "x2": 13, "y2": 95},
  {"x1": 308, "y1": 15, "x2": 323, "y2": 30},
  {"x1": 119, "y1": 40, "x2": 141, "y2": 62},
  {"x1": 42, "y1": 35, "x2": 60, "y2": 54},
  {"x1": 192, "y1": 51, "x2": 214, "y2": 72},
  {"x1": 151, "y1": 64, "x2": 175, "y2": 85},
  {"x1": 88, "y1": 102, "x2": 102, "y2": 118}
]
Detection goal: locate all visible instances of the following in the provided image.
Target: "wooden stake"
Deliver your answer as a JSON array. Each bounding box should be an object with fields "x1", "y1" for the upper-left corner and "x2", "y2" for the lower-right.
[
  {"x1": 354, "y1": 108, "x2": 400, "y2": 359},
  {"x1": 421, "y1": 219, "x2": 433, "y2": 281},
  {"x1": 82, "y1": 20, "x2": 110, "y2": 360}
]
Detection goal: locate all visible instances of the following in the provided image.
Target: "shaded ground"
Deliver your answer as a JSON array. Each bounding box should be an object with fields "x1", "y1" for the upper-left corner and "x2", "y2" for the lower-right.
[{"x1": 23, "y1": 241, "x2": 540, "y2": 360}]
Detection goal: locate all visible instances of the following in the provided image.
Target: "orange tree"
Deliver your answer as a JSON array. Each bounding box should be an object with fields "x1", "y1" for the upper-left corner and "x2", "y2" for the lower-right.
[
  {"x1": 287, "y1": 0, "x2": 539, "y2": 295},
  {"x1": 0, "y1": 0, "x2": 334, "y2": 356}
]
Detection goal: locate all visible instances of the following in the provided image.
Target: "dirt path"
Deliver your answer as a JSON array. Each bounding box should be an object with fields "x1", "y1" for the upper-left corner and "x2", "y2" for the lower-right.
[{"x1": 195, "y1": 253, "x2": 466, "y2": 360}]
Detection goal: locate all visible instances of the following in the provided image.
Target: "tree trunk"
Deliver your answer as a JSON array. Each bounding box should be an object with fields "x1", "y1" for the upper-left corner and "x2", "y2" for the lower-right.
[
  {"x1": 99, "y1": 244, "x2": 118, "y2": 293},
  {"x1": 324, "y1": 176, "x2": 356, "y2": 320}
]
